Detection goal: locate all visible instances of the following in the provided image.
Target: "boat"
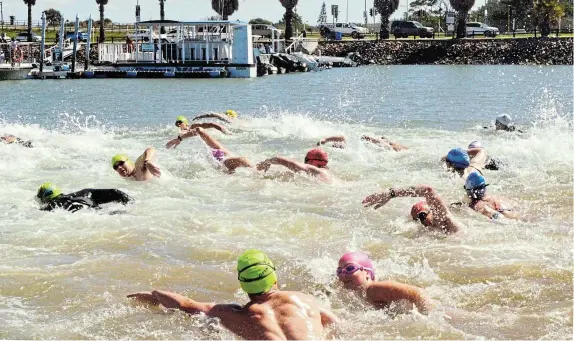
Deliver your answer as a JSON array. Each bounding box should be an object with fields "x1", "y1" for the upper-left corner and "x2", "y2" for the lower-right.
[{"x1": 0, "y1": 63, "x2": 33, "y2": 80}]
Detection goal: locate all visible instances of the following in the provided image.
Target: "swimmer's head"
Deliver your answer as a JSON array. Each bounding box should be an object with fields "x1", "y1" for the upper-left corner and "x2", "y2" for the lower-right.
[
  {"x1": 337, "y1": 251, "x2": 375, "y2": 290},
  {"x1": 36, "y1": 182, "x2": 62, "y2": 203},
  {"x1": 495, "y1": 114, "x2": 513, "y2": 130},
  {"x1": 225, "y1": 110, "x2": 238, "y2": 119},
  {"x1": 111, "y1": 154, "x2": 134, "y2": 178},
  {"x1": 468, "y1": 140, "x2": 483, "y2": 149},
  {"x1": 446, "y1": 148, "x2": 470, "y2": 171},
  {"x1": 175, "y1": 115, "x2": 189, "y2": 130},
  {"x1": 411, "y1": 201, "x2": 433, "y2": 227},
  {"x1": 464, "y1": 172, "x2": 489, "y2": 200},
  {"x1": 304, "y1": 148, "x2": 329, "y2": 168},
  {"x1": 237, "y1": 249, "x2": 278, "y2": 295}
]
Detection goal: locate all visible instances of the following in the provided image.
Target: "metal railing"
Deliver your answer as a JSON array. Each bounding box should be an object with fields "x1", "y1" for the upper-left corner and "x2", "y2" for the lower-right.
[{"x1": 0, "y1": 42, "x2": 36, "y2": 65}]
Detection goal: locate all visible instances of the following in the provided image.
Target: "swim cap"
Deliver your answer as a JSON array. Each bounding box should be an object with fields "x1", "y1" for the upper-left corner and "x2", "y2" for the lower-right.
[
  {"x1": 468, "y1": 140, "x2": 483, "y2": 149},
  {"x1": 496, "y1": 114, "x2": 512, "y2": 127},
  {"x1": 175, "y1": 115, "x2": 188, "y2": 125},
  {"x1": 411, "y1": 201, "x2": 430, "y2": 220},
  {"x1": 36, "y1": 182, "x2": 62, "y2": 203},
  {"x1": 225, "y1": 110, "x2": 238, "y2": 119},
  {"x1": 305, "y1": 148, "x2": 329, "y2": 163},
  {"x1": 446, "y1": 148, "x2": 470, "y2": 169},
  {"x1": 465, "y1": 172, "x2": 488, "y2": 190},
  {"x1": 339, "y1": 251, "x2": 375, "y2": 280},
  {"x1": 111, "y1": 154, "x2": 132, "y2": 168},
  {"x1": 212, "y1": 149, "x2": 225, "y2": 162},
  {"x1": 237, "y1": 249, "x2": 277, "y2": 295}
]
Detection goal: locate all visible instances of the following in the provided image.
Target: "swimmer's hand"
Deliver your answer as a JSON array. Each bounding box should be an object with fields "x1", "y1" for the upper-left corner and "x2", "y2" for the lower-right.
[
  {"x1": 166, "y1": 138, "x2": 181, "y2": 149},
  {"x1": 362, "y1": 191, "x2": 392, "y2": 209},
  {"x1": 256, "y1": 159, "x2": 272, "y2": 172},
  {"x1": 144, "y1": 160, "x2": 162, "y2": 177}
]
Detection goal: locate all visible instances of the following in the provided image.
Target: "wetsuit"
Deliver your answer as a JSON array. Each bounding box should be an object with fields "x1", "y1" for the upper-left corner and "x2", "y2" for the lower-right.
[
  {"x1": 40, "y1": 189, "x2": 133, "y2": 212},
  {"x1": 1, "y1": 137, "x2": 32, "y2": 148}
]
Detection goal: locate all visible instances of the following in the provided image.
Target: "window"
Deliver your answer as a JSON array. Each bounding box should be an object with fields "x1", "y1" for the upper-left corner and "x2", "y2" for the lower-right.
[
  {"x1": 336, "y1": 23, "x2": 343, "y2": 28},
  {"x1": 413, "y1": 22, "x2": 423, "y2": 28}
]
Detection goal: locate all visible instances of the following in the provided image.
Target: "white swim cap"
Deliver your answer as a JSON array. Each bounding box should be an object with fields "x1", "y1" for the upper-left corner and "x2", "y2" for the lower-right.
[
  {"x1": 496, "y1": 114, "x2": 512, "y2": 126},
  {"x1": 468, "y1": 140, "x2": 483, "y2": 149}
]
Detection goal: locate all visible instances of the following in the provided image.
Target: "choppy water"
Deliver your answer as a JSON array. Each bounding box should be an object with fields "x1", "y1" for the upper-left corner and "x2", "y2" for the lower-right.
[{"x1": 1, "y1": 66, "x2": 573, "y2": 340}]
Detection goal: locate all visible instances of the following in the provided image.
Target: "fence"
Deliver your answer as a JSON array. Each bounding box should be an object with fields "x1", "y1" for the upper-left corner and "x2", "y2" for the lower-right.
[
  {"x1": 0, "y1": 20, "x2": 136, "y2": 32},
  {"x1": 0, "y1": 42, "x2": 37, "y2": 65}
]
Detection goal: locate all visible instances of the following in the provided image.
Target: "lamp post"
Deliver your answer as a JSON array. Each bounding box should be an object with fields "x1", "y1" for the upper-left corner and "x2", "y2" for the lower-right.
[
  {"x1": 1, "y1": 2, "x2": 3, "y2": 33},
  {"x1": 346, "y1": 0, "x2": 349, "y2": 23}
]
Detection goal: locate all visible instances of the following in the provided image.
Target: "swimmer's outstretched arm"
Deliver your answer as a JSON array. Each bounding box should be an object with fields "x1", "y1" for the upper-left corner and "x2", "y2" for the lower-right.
[
  {"x1": 366, "y1": 281, "x2": 433, "y2": 314},
  {"x1": 317, "y1": 135, "x2": 347, "y2": 147},
  {"x1": 136, "y1": 147, "x2": 161, "y2": 177},
  {"x1": 192, "y1": 113, "x2": 231, "y2": 123},
  {"x1": 189, "y1": 122, "x2": 231, "y2": 135},
  {"x1": 256, "y1": 156, "x2": 320, "y2": 176},
  {"x1": 167, "y1": 127, "x2": 232, "y2": 156},
  {"x1": 361, "y1": 135, "x2": 408, "y2": 151},
  {"x1": 319, "y1": 307, "x2": 341, "y2": 326}
]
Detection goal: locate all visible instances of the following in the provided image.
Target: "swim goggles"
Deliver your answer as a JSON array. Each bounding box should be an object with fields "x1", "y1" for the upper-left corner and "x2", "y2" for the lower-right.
[
  {"x1": 113, "y1": 160, "x2": 125, "y2": 170},
  {"x1": 336, "y1": 263, "x2": 373, "y2": 277},
  {"x1": 175, "y1": 120, "x2": 184, "y2": 127}
]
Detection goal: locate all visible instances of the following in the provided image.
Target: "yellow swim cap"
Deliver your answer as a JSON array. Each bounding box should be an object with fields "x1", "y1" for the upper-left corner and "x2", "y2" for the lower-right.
[
  {"x1": 111, "y1": 154, "x2": 132, "y2": 168},
  {"x1": 175, "y1": 115, "x2": 188, "y2": 126},
  {"x1": 225, "y1": 110, "x2": 238, "y2": 119},
  {"x1": 36, "y1": 182, "x2": 62, "y2": 203},
  {"x1": 237, "y1": 249, "x2": 277, "y2": 295}
]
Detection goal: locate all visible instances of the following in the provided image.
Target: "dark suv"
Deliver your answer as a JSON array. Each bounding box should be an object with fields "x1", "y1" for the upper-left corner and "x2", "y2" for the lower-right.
[{"x1": 391, "y1": 21, "x2": 433, "y2": 38}]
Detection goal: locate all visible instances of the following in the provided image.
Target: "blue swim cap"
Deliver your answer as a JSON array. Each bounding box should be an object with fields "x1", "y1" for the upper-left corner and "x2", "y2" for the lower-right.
[
  {"x1": 465, "y1": 172, "x2": 487, "y2": 190},
  {"x1": 446, "y1": 148, "x2": 470, "y2": 169}
]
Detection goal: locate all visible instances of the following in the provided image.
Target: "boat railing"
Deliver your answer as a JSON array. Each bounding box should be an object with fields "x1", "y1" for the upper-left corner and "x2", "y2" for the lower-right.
[
  {"x1": 99, "y1": 42, "x2": 234, "y2": 64},
  {"x1": 284, "y1": 33, "x2": 306, "y2": 54},
  {"x1": 43, "y1": 38, "x2": 73, "y2": 62},
  {"x1": 0, "y1": 42, "x2": 37, "y2": 65}
]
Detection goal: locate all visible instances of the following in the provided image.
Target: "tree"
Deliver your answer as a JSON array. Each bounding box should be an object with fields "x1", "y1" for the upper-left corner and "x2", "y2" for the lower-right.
[
  {"x1": 533, "y1": 0, "x2": 564, "y2": 36},
  {"x1": 211, "y1": 0, "x2": 239, "y2": 20},
  {"x1": 449, "y1": 0, "x2": 475, "y2": 38},
  {"x1": 279, "y1": 0, "x2": 298, "y2": 40},
  {"x1": 249, "y1": 18, "x2": 274, "y2": 25},
  {"x1": 277, "y1": 11, "x2": 304, "y2": 31},
  {"x1": 23, "y1": 0, "x2": 36, "y2": 42},
  {"x1": 159, "y1": 0, "x2": 166, "y2": 34},
  {"x1": 95, "y1": 0, "x2": 109, "y2": 43},
  {"x1": 374, "y1": 0, "x2": 400, "y2": 39},
  {"x1": 44, "y1": 8, "x2": 62, "y2": 26},
  {"x1": 317, "y1": 1, "x2": 328, "y2": 25}
]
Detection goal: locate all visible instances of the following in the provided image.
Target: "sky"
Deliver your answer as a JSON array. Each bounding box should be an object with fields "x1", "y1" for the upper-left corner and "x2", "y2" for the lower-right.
[{"x1": 4, "y1": 0, "x2": 487, "y2": 25}]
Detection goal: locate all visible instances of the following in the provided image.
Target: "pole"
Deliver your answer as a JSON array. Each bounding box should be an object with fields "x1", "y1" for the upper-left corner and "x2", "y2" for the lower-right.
[
  {"x1": 364, "y1": 0, "x2": 367, "y2": 26},
  {"x1": 346, "y1": 0, "x2": 349, "y2": 23},
  {"x1": 85, "y1": 15, "x2": 92, "y2": 71},
  {"x1": 72, "y1": 14, "x2": 79, "y2": 73},
  {"x1": 1, "y1": 2, "x2": 4, "y2": 33},
  {"x1": 40, "y1": 12, "x2": 46, "y2": 72},
  {"x1": 59, "y1": 16, "x2": 65, "y2": 62}
]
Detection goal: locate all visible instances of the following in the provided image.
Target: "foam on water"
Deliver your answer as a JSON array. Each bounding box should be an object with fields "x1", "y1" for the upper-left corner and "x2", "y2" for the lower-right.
[{"x1": 0, "y1": 67, "x2": 573, "y2": 339}]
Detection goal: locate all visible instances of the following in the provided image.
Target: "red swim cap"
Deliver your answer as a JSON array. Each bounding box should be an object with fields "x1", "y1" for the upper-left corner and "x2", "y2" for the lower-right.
[
  {"x1": 338, "y1": 251, "x2": 375, "y2": 280},
  {"x1": 305, "y1": 148, "x2": 328, "y2": 163},
  {"x1": 410, "y1": 201, "x2": 430, "y2": 220}
]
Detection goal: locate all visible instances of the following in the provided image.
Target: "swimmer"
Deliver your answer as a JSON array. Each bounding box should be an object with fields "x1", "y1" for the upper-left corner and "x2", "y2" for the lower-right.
[
  {"x1": 337, "y1": 251, "x2": 433, "y2": 314},
  {"x1": 174, "y1": 115, "x2": 231, "y2": 135},
  {"x1": 36, "y1": 182, "x2": 133, "y2": 212},
  {"x1": 360, "y1": 135, "x2": 408, "y2": 151},
  {"x1": 256, "y1": 148, "x2": 332, "y2": 183},
  {"x1": 191, "y1": 110, "x2": 238, "y2": 124},
  {"x1": 485, "y1": 114, "x2": 523, "y2": 133},
  {"x1": 127, "y1": 249, "x2": 340, "y2": 340},
  {"x1": 111, "y1": 147, "x2": 161, "y2": 181},
  {"x1": 166, "y1": 127, "x2": 254, "y2": 174},
  {"x1": 317, "y1": 135, "x2": 348, "y2": 149},
  {"x1": 363, "y1": 185, "x2": 462, "y2": 234},
  {"x1": 468, "y1": 140, "x2": 504, "y2": 171},
  {"x1": 442, "y1": 147, "x2": 486, "y2": 179},
  {"x1": 1, "y1": 134, "x2": 32, "y2": 147},
  {"x1": 464, "y1": 172, "x2": 519, "y2": 220}
]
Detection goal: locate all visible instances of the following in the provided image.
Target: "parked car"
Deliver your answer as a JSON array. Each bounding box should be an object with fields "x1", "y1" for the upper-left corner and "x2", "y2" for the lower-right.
[
  {"x1": 391, "y1": 20, "x2": 433, "y2": 38},
  {"x1": 320, "y1": 22, "x2": 368, "y2": 39},
  {"x1": 466, "y1": 22, "x2": 499, "y2": 37},
  {"x1": 128, "y1": 29, "x2": 159, "y2": 42},
  {"x1": 64, "y1": 31, "x2": 89, "y2": 42},
  {"x1": 15, "y1": 31, "x2": 41, "y2": 42},
  {"x1": 251, "y1": 24, "x2": 283, "y2": 38},
  {"x1": 0, "y1": 32, "x2": 11, "y2": 43}
]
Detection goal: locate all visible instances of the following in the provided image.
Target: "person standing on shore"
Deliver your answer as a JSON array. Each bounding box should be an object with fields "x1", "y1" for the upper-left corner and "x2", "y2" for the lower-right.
[{"x1": 127, "y1": 249, "x2": 340, "y2": 340}]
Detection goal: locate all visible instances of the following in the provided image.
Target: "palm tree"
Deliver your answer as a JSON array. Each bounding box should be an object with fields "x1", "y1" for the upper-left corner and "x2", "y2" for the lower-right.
[
  {"x1": 448, "y1": 0, "x2": 475, "y2": 38},
  {"x1": 533, "y1": 0, "x2": 564, "y2": 37},
  {"x1": 159, "y1": 0, "x2": 166, "y2": 34},
  {"x1": 279, "y1": 0, "x2": 298, "y2": 41},
  {"x1": 374, "y1": 0, "x2": 400, "y2": 39},
  {"x1": 23, "y1": 0, "x2": 36, "y2": 42},
  {"x1": 96, "y1": 0, "x2": 108, "y2": 43},
  {"x1": 211, "y1": 0, "x2": 239, "y2": 20}
]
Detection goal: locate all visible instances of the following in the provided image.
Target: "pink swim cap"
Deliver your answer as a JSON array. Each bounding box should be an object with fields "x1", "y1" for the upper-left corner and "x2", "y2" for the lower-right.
[
  {"x1": 339, "y1": 251, "x2": 375, "y2": 280},
  {"x1": 212, "y1": 149, "x2": 225, "y2": 162}
]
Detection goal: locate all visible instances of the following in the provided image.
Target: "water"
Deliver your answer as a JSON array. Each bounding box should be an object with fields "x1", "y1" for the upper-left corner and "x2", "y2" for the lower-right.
[{"x1": 1, "y1": 66, "x2": 572, "y2": 339}]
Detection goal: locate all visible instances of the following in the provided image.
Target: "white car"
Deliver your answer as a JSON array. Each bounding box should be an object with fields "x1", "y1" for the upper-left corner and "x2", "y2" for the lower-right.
[
  {"x1": 466, "y1": 22, "x2": 499, "y2": 37},
  {"x1": 251, "y1": 24, "x2": 283, "y2": 38},
  {"x1": 320, "y1": 22, "x2": 368, "y2": 39},
  {"x1": 15, "y1": 31, "x2": 41, "y2": 42}
]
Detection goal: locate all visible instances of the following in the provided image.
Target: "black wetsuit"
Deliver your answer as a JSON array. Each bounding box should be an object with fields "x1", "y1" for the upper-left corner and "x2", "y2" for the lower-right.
[
  {"x1": 40, "y1": 189, "x2": 133, "y2": 212},
  {"x1": 2, "y1": 137, "x2": 32, "y2": 148}
]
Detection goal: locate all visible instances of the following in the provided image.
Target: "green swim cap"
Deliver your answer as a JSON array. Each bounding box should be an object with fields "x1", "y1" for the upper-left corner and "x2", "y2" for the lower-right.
[
  {"x1": 175, "y1": 115, "x2": 188, "y2": 125},
  {"x1": 111, "y1": 154, "x2": 131, "y2": 168},
  {"x1": 237, "y1": 249, "x2": 277, "y2": 295},
  {"x1": 36, "y1": 182, "x2": 62, "y2": 203}
]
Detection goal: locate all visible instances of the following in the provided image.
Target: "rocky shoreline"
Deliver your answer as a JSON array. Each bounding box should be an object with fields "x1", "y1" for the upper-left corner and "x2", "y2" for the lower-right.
[{"x1": 317, "y1": 38, "x2": 573, "y2": 65}]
